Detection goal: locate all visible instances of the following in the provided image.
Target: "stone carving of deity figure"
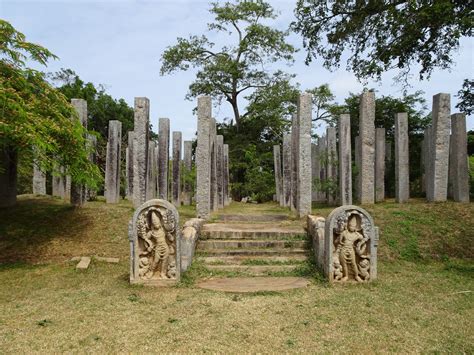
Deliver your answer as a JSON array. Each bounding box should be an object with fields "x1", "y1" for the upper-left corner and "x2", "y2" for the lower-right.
[{"x1": 335, "y1": 214, "x2": 369, "y2": 282}]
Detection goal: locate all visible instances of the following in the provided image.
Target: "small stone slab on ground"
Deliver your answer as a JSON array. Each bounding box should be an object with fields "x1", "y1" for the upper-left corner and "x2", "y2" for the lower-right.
[
  {"x1": 95, "y1": 256, "x2": 120, "y2": 263},
  {"x1": 76, "y1": 256, "x2": 91, "y2": 270},
  {"x1": 197, "y1": 277, "x2": 310, "y2": 293}
]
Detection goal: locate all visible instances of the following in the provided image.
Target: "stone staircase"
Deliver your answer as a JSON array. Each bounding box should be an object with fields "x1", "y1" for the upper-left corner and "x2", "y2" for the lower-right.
[{"x1": 196, "y1": 214, "x2": 311, "y2": 277}]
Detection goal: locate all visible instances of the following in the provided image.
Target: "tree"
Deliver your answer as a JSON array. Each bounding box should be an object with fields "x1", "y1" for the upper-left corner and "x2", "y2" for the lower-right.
[
  {"x1": 160, "y1": 0, "x2": 296, "y2": 130},
  {"x1": 0, "y1": 20, "x2": 101, "y2": 204},
  {"x1": 456, "y1": 79, "x2": 474, "y2": 116},
  {"x1": 292, "y1": 1, "x2": 472, "y2": 83}
]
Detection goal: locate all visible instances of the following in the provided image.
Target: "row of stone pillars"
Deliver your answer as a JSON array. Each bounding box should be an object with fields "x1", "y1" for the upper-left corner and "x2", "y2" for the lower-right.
[
  {"x1": 195, "y1": 96, "x2": 231, "y2": 219},
  {"x1": 273, "y1": 91, "x2": 470, "y2": 212}
]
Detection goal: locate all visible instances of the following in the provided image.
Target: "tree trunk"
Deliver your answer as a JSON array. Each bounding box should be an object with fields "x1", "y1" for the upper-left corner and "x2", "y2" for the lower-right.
[{"x1": 0, "y1": 145, "x2": 18, "y2": 207}]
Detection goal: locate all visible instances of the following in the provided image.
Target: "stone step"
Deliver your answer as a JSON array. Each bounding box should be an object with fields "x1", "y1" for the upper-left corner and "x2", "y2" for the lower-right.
[
  {"x1": 197, "y1": 239, "x2": 307, "y2": 250},
  {"x1": 197, "y1": 248, "x2": 308, "y2": 257},
  {"x1": 206, "y1": 264, "x2": 300, "y2": 275},
  {"x1": 201, "y1": 255, "x2": 308, "y2": 265},
  {"x1": 214, "y1": 214, "x2": 289, "y2": 222},
  {"x1": 201, "y1": 223, "x2": 306, "y2": 239}
]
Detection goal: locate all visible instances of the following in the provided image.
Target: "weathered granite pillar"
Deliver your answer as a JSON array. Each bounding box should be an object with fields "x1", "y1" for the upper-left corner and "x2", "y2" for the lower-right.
[
  {"x1": 172, "y1": 132, "x2": 182, "y2": 206},
  {"x1": 216, "y1": 135, "x2": 224, "y2": 209},
  {"x1": 0, "y1": 145, "x2": 17, "y2": 207},
  {"x1": 32, "y1": 147, "x2": 46, "y2": 195},
  {"x1": 451, "y1": 113, "x2": 470, "y2": 202},
  {"x1": 338, "y1": 114, "x2": 352, "y2": 206},
  {"x1": 317, "y1": 136, "x2": 327, "y2": 202},
  {"x1": 105, "y1": 120, "x2": 122, "y2": 203},
  {"x1": 354, "y1": 135, "x2": 361, "y2": 200},
  {"x1": 223, "y1": 144, "x2": 230, "y2": 205},
  {"x1": 424, "y1": 126, "x2": 433, "y2": 198},
  {"x1": 196, "y1": 96, "x2": 212, "y2": 219},
  {"x1": 183, "y1": 140, "x2": 193, "y2": 206},
  {"x1": 326, "y1": 126, "x2": 337, "y2": 205},
  {"x1": 126, "y1": 132, "x2": 135, "y2": 200},
  {"x1": 86, "y1": 134, "x2": 97, "y2": 201},
  {"x1": 145, "y1": 141, "x2": 157, "y2": 201},
  {"x1": 357, "y1": 91, "x2": 375, "y2": 204},
  {"x1": 70, "y1": 99, "x2": 87, "y2": 206},
  {"x1": 296, "y1": 92, "x2": 312, "y2": 217},
  {"x1": 311, "y1": 143, "x2": 317, "y2": 203},
  {"x1": 290, "y1": 114, "x2": 298, "y2": 211},
  {"x1": 210, "y1": 118, "x2": 218, "y2": 211},
  {"x1": 395, "y1": 113, "x2": 409, "y2": 203},
  {"x1": 448, "y1": 134, "x2": 454, "y2": 198},
  {"x1": 273, "y1": 145, "x2": 282, "y2": 205},
  {"x1": 158, "y1": 117, "x2": 170, "y2": 201},
  {"x1": 375, "y1": 128, "x2": 386, "y2": 202},
  {"x1": 282, "y1": 133, "x2": 292, "y2": 207},
  {"x1": 427, "y1": 93, "x2": 450, "y2": 202},
  {"x1": 52, "y1": 166, "x2": 65, "y2": 198},
  {"x1": 133, "y1": 97, "x2": 149, "y2": 208}
]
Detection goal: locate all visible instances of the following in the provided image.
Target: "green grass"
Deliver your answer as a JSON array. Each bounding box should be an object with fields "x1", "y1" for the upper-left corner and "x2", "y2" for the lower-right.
[{"x1": 0, "y1": 195, "x2": 473, "y2": 352}]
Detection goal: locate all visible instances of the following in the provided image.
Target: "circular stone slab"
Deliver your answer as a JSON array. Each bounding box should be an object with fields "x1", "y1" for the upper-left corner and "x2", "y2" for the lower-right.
[{"x1": 197, "y1": 277, "x2": 310, "y2": 293}]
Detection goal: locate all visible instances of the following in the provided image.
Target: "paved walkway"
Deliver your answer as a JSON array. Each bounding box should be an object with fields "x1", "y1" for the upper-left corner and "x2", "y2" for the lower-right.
[{"x1": 197, "y1": 277, "x2": 310, "y2": 293}]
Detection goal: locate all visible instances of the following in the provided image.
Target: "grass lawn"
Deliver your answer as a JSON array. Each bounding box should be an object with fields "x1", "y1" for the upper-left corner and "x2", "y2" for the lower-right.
[{"x1": 0, "y1": 195, "x2": 473, "y2": 352}]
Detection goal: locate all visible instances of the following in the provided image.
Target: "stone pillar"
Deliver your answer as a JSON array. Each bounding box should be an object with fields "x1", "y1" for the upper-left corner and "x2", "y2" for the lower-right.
[
  {"x1": 183, "y1": 141, "x2": 193, "y2": 206},
  {"x1": 375, "y1": 128, "x2": 386, "y2": 202},
  {"x1": 52, "y1": 167, "x2": 65, "y2": 198},
  {"x1": 424, "y1": 126, "x2": 433, "y2": 198},
  {"x1": 196, "y1": 96, "x2": 212, "y2": 219},
  {"x1": 395, "y1": 113, "x2": 409, "y2": 203},
  {"x1": 357, "y1": 91, "x2": 375, "y2": 204},
  {"x1": 223, "y1": 144, "x2": 230, "y2": 205},
  {"x1": 172, "y1": 132, "x2": 182, "y2": 206},
  {"x1": 448, "y1": 134, "x2": 454, "y2": 198},
  {"x1": 282, "y1": 133, "x2": 292, "y2": 207},
  {"x1": 273, "y1": 145, "x2": 282, "y2": 205},
  {"x1": 210, "y1": 118, "x2": 218, "y2": 211},
  {"x1": 105, "y1": 120, "x2": 122, "y2": 203},
  {"x1": 216, "y1": 135, "x2": 224, "y2": 209},
  {"x1": 296, "y1": 92, "x2": 312, "y2": 218},
  {"x1": 145, "y1": 141, "x2": 157, "y2": 201},
  {"x1": 133, "y1": 97, "x2": 149, "y2": 208},
  {"x1": 318, "y1": 135, "x2": 327, "y2": 202},
  {"x1": 70, "y1": 99, "x2": 87, "y2": 206},
  {"x1": 451, "y1": 113, "x2": 469, "y2": 202},
  {"x1": 290, "y1": 114, "x2": 298, "y2": 211},
  {"x1": 158, "y1": 117, "x2": 170, "y2": 200},
  {"x1": 86, "y1": 134, "x2": 97, "y2": 201},
  {"x1": 32, "y1": 148, "x2": 46, "y2": 195},
  {"x1": 0, "y1": 146, "x2": 17, "y2": 207},
  {"x1": 311, "y1": 143, "x2": 317, "y2": 203},
  {"x1": 326, "y1": 126, "x2": 337, "y2": 205},
  {"x1": 338, "y1": 114, "x2": 352, "y2": 206},
  {"x1": 126, "y1": 132, "x2": 135, "y2": 200},
  {"x1": 427, "y1": 93, "x2": 450, "y2": 202}
]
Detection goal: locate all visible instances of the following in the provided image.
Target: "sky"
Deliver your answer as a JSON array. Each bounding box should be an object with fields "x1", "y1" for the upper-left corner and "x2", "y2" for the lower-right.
[{"x1": 2, "y1": 0, "x2": 473, "y2": 142}]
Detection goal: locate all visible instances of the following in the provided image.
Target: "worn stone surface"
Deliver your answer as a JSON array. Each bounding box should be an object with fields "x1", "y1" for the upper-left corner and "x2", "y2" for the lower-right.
[
  {"x1": 76, "y1": 256, "x2": 91, "y2": 270},
  {"x1": 70, "y1": 99, "x2": 88, "y2": 206},
  {"x1": 324, "y1": 205, "x2": 378, "y2": 283},
  {"x1": 338, "y1": 114, "x2": 352, "y2": 206},
  {"x1": 273, "y1": 145, "x2": 282, "y2": 205},
  {"x1": 105, "y1": 120, "x2": 122, "y2": 203},
  {"x1": 317, "y1": 136, "x2": 327, "y2": 202},
  {"x1": 172, "y1": 131, "x2": 182, "y2": 206},
  {"x1": 197, "y1": 277, "x2": 310, "y2": 293},
  {"x1": 448, "y1": 134, "x2": 454, "y2": 198},
  {"x1": 196, "y1": 96, "x2": 212, "y2": 219},
  {"x1": 216, "y1": 135, "x2": 224, "y2": 209},
  {"x1": 296, "y1": 93, "x2": 312, "y2": 217},
  {"x1": 357, "y1": 91, "x2": 375, "y2": 204},
  {"x1": 354, "y1": 135, "x2": 361, "y2": 201},
  {"x1": 129, "y1": 199, "x2": 180, "y2": 286},
  {"x1": 0, "y1": 146, "x2": 17, "y2": 207},
  {"x1": 145, "y1": 141, "x2": 157, "y2": 201},
  {"x1": 451, "y1": 113, "x2": 470, "y2": 202},
  {"x1": 395, "y1": 113, "x2": 409, "y2": 203},
  {"x1": 311, "y1": 143, "x2": 317, "y2": 202},
  {"x1": 282, "y1": 133, "x2": 292, "y2": 207},
  {"x1": 126, "y1": 131, "x2": 135, "y2": 200},
  {"x1": 290, "y1": 114, "x2": 298, "y2": 211},
  {"x1": 86, "y1": 134, "x2": 97, "y2": 201},
  {"x1": 133, "y1": 97, "x2": 149, "y2": 208},
  {"x1": 223, "y1": 144, "x2": 230, "y2": 206},
  {"x1": 180, "y1": 218, "x2": 205, "y2": 272},
  {"x1": 32, "y1": 147, "x2": 46, "y2": 195},
  {"x1": 95, "y1": 256, "x2": 120, "y2": 263},
  {"x1": 158, "y1": 117, "x2": 170, "y2": 200},
  {"x1": 183, "y1": 140, "x2": 193, "y2": 206},
  {"x1": 375, "y1": 127, "x2": 386, "y2": 202},
  {"x1": 427, "y1": 93, "x2": 450, "y2": 202},
  {"x1": 326, "y1": 126, "x2": 337, "y2": 205},
  {"x1": 210, "y1": 118, "x2": 218, "y2": 211},
  {"x1": 307, "y1": 215, "x2": 326, "y2": 269},
  {"x1": 52, "y1": 166, "x2": 65, "y2": 199}
]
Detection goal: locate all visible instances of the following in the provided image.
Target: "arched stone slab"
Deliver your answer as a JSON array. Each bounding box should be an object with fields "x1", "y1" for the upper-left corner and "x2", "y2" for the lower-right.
[{"x1": 129, "y1": 199, "x2": 181, "y2": 286}]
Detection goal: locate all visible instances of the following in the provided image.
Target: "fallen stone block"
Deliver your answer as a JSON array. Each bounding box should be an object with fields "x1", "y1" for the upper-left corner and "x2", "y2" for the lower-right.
[{"x1": 76, "y1": 256, "x2": 91, "y2": 270}]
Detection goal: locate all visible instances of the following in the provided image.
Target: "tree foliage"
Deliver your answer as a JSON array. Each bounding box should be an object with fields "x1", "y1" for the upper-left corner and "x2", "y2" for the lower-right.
[
  {"x1": 292, "y1": 1, "x2": 473, "y2": 83},
  {"x1": 160, "y1": 0, "x2": 296, "y2": 129},
  {"x1": 0, "y1": 20, "x2": 100, "y2": 188},
  {"x1": 456, "y1": 79, "x2": 474, "y2": 116}
]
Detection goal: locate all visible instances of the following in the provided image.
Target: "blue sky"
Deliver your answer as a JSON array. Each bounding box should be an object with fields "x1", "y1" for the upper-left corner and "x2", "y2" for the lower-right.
[{"x1": 2, "y1": 0, "x2": 473, "y2": 141}]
